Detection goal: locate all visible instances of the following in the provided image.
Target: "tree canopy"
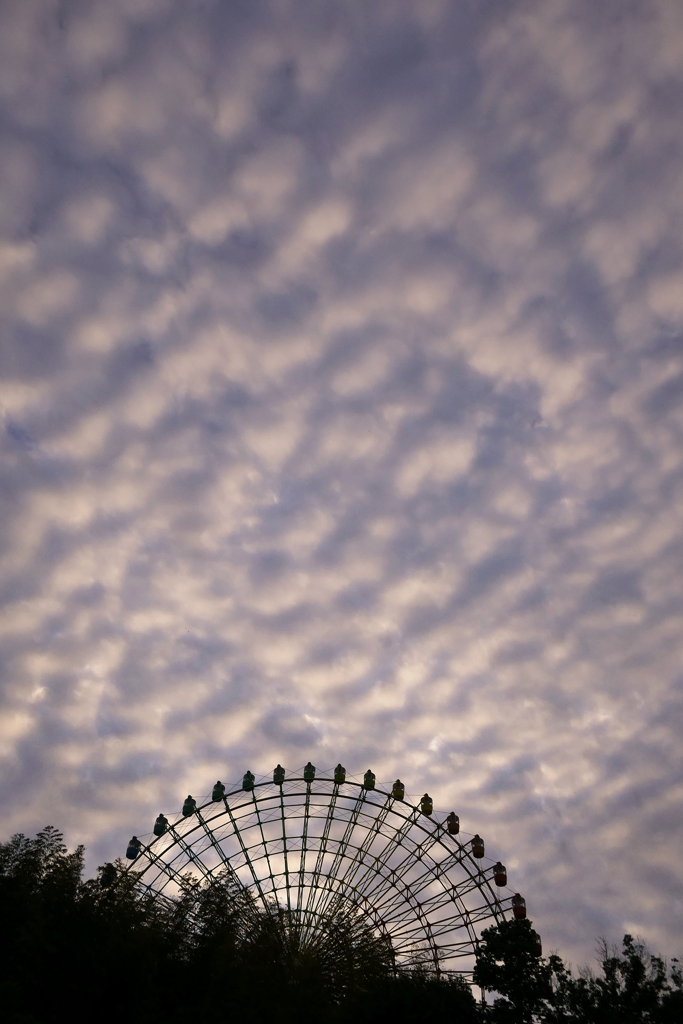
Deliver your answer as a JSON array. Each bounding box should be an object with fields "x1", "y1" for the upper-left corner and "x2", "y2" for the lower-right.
[
  {"x1": 474, "y1": 917, "x2": 683, "y2": 1023},
  {"x1": 1, "y1": 826, "x2": 680, "y2": 1024}
]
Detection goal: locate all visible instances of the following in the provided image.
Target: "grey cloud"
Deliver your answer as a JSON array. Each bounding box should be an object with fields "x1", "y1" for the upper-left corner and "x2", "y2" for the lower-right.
[
  {"x1": 643, "y1": 371, "x2": 683, "y2": 419},
  {"x1": 260, "y1": 704, "x2": 322, "y2": 747},
  {"x1": 585, "y1": 569, "x2": 643, "y2": 609},
  {"x1": 0, "y1": 0, "x2": 683, "y2": 972}
]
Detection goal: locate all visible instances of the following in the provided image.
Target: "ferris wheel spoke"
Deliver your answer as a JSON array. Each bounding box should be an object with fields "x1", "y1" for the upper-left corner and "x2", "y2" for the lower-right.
[
  {"x1": 451, "y1": 867, "x2": 499, "y2": 901},
  {"x1": 363, "y1": 823, "x2": 455, "y2": 896},
  {"x1": 138, "y1": 885, "x2": 177, "y2": 913},
  {"x1": 306, "y1": 784, "x2": 369, "y2": 922},
  {"x1": 374, "y1": 887, "x2": 438, "y2": 928},
  {"x1": 351, "y1": 846, "x2": 487, "y2": 957},
  {"x1": 309, "y1": 875, "x2": 401, "y2": 946},
  {"x1": 301, "y1": 781, "x2": 340, "y2": 935},
  {"x1": 332, "y1": 854, "x2": 440, "y2": 969},
  {"x1": 374, "y1": 858, "x2": 464, "y2": 919},
  {"x1": 249, "y1": 789, "x2": 279, "y2": 897},
  {"x1": 324, "y1": 790, "x2": 402, "y2": 913},
  {"x1": 220, "y1": 794, "x2": 270, "y2": 912},
  {"x1": 356, "y1": 849, "x2": 427, "y2": 911},
  {"x1": 390, "y1": 916, "x2": 441, "y2": 970},
  {"x1": 370, "y1": 835, "x2": 480, "y2": 917},
  {"x1": 466, "y1": 900, "x2": 505, "y2": 925},
  {"x1": 161, "y1": 824, "x2": 213, "y2": 879},
  {"x1": 386, "y1": 914, "x2": 433, "y2": 941},
  {"x1": 374, "y1": 882, "x2": 439, "y2": 930},
  {"x1": 136, "y1": 835, "x2": 202, "y2": 893},
  {"x1": 303, "y1": 818, "x2": 450, "y2": 934},
  {"x1": 344, "y1": 800, "x2": 426, "y2": 904},
  {"x1": 278, "y1": 784, "x2": 293, "y2": 914},
  {"x1": 428, "y1": 916, "x2": 473, "y2": 941},
  {"x1": 422, "y1": 887, "x2": 480, "y2": 922},
  {"x1": 296, "y1": 779, "x2": 313, "y2": 914},
  {"x1": 194, "y1": 807, "x2": 247, "y2": 896},
  {"x1": 354, "y1": 833, "x2": 446, "y2": 918},
  {"x1": 314, "y1": 857, "x2": 401, "y2": 926}
]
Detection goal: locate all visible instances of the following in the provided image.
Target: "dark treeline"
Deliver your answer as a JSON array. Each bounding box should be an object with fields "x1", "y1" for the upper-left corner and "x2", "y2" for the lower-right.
[{"x1": 1, "y1": 828, "x2": 681, "y2": 1024}]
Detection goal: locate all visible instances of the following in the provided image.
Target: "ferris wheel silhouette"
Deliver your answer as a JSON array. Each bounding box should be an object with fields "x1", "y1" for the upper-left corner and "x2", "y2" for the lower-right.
[{"x1": 123, "y1": 763, "x2": 528, "y2": 975}]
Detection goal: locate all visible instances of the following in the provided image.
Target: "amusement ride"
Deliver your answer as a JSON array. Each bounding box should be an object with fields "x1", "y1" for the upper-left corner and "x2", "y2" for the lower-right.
[{"x1": 121, "y1": 763, "x2": 532, "y2": 976}]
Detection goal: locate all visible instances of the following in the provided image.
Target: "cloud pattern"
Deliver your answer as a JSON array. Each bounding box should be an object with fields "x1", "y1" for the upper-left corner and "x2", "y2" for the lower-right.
[{"x1": 1, "y1": 0, "x2": 683, "y2": 967}]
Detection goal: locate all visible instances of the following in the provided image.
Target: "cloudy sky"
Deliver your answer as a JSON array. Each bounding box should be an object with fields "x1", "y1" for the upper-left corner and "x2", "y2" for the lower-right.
[{"x1": 2, "y1": 0, "x2": 683, "y2": 968}]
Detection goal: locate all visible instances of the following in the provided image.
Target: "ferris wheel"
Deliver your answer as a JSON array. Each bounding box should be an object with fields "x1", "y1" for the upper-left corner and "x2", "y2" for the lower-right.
[{"x1": 122, "y1": 763, "x2": 528, "y2": 976}]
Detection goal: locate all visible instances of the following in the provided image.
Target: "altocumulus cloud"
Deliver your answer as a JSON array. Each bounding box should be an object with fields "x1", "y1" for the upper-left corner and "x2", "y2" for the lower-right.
[{"x1": 1, "y1": 0, "x2": 682, "y2": 969}]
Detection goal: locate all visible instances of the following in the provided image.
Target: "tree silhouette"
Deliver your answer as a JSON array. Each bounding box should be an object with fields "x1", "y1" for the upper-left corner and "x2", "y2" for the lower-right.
[
  {"x1": 2, "y1": 826, "x2": 680, "y2": 1024},
  {"x1": 0, "y1": 826, "x2": 479, "y2": 1024},
  {"x1": 474, "y1": 922, "x2": 683, "y2": 1024},
  {"x1": 541, "y1": 934, "x2": 683, "y2": 1023},
  {"x1": 473, "y1": 917, "x2": 562, "y2": 1022}
]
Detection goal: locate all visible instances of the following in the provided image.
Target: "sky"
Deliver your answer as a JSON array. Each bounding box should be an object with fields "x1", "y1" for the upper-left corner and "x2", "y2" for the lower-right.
[{"x1": 1, "y1": 0, "x2": 683, "y2": 970}]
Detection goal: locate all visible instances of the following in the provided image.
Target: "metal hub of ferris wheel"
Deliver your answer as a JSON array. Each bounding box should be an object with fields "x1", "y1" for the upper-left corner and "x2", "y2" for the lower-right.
[{"x1": 123, "y1": 763, "x2": 528, "y2": 976}]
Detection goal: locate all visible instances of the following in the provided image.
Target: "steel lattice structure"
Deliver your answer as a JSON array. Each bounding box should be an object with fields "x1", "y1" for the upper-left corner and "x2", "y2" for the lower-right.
[{"x1": 123, "y1": 765, "x2": 521, "y2": 976}]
